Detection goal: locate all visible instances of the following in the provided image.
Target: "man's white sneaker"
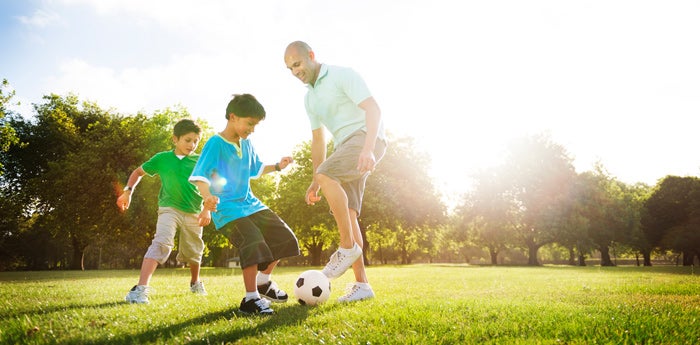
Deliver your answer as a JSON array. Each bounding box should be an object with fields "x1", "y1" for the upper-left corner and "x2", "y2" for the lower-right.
[
  {"x1": 190, "y1": 281, "x2": 207, "y2": 295},
  {"x1": 322, "y1": 243, "x2": 362, "y2": 279},
  {"x1": 125, "y1": 285, "x2": 151, "y2": 304},
  {"x1": 337, "y1": 283, "x2": 375, "y2": 303}
]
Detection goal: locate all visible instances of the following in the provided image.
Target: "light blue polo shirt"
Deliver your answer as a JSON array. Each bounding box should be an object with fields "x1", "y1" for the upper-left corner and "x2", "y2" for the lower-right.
[
  {"x1": 305, "y1": 64, "x2": 385, "y2": 144},
  {"x1": 189, "y1": 134, "x2": 267, "y2": 229}
]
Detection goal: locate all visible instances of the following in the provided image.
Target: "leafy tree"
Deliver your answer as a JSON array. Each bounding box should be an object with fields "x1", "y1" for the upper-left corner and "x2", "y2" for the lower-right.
[
  {"x1": 271, "y1": 141, "x2": 335, "y2": 266},
  {"x1": 642, "y1": 176, "x2": 700, "y2": 266},
  {"x1": 457, "y1": 168, "x2": 517, "y2": 264},
  {"x1": 643, "y1": 176, "x2": 700, "y2": 266},
  {"x1": 363, "y1": 136, "x2": 446, "y2": 264},
  {"x1": 0, "y1": 79, "x2": 20, "y2": 163},
  {"x1": 497, "y1": 134, "x2": 577, "y2": 265}
]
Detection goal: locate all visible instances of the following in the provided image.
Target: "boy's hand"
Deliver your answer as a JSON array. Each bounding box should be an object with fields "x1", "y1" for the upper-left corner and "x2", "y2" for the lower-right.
[
  {"x1": 203, "y1": 195, "x2": 219, "y2": 212},
  {"x1": 116, "y1": 191, "x2": 131, "y2": 212},
  {"x1": 278, "y1": 156, "x2": 294, "y2": 170},
  {"x1": 198, "y1": 210, "x2": 212, "y2": 226}
]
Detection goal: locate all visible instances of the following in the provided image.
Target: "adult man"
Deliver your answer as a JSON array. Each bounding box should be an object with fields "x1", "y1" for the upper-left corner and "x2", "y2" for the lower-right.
[{"x1": 284, "y1": 41, "x2": 387, "y2": 302}]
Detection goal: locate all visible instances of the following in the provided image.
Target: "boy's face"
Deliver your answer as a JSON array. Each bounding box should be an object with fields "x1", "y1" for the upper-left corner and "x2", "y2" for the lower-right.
[
  {"x1": 173, "y1": 132, "x2": 200, "y2": 156},
  {"x1": 230, "y1": 114, "x2": 261, "y2": 140}
]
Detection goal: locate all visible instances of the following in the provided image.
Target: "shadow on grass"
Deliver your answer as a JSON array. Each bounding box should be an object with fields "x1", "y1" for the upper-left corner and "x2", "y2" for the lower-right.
[
  {"x1": 0, "y1": 301, "x2": 124, "y2": 320},
  {"x1": 59, "y1": 302, "x2": 330, "y2": 344}
]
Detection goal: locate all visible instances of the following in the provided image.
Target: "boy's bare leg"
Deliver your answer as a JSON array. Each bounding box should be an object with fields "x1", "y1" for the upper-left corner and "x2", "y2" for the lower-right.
[
  {"x1": 315, "y1": 173, "x2": 354, "y2": 249},
  {"x1": 137, "y1": 258, "x2": 159, "y2": 286},
  {"x1": 260, "y1": 260, "x2": 279, "y2": 275},
  {"x1": 242, "y1": 265, "x2": 258, "y2": 293},
  {"x1": 189, "y1": 263, "x2": 201, "y2": 284}
]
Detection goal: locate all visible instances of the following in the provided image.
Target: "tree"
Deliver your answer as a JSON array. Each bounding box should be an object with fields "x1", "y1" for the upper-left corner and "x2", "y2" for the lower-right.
[
  {"x1": 0, "y1": 79, "x2": 20, "y2": 164},
  {"x1": 363, "y1": 136, "x2": 446, "y2": 264},
  {"x1": 457, "y1": 168, "x2": 517, "y2": 265},
  {"x1": 271, "y1": 141, "x2": 336, "y2": 266},
  {"x1": 498, "y1": 134, "x2": 577, "y2": 265},
  {"x1": 642, "y1": 176, "x2": 700, "y2": 266}
]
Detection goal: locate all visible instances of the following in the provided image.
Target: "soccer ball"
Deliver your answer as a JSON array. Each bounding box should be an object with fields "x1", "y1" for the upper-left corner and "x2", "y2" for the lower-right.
[{"x1": 294, "y1": 270, "x2": 331, "y2": 305}]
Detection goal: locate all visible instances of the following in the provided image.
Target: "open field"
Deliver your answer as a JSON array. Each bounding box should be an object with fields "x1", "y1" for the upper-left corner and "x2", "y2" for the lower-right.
[{"x1": 1, "y1": 265, "x2": 699, "y2": 344}]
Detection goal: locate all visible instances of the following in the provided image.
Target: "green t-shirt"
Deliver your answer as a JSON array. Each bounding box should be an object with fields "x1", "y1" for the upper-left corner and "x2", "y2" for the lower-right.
[{"x1": 141, "y1": 150, "x2": 202, "y2": 214}]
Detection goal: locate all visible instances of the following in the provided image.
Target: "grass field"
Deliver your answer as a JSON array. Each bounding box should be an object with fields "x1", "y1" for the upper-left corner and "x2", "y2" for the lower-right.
[{"x1": 1, "y1": 265, "x2": 699, "y2": 344}]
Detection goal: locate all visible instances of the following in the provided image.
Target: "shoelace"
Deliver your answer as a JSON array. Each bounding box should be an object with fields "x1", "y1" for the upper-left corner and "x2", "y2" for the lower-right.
[
  {"x1": 343, "y1": 284, "x2": 360, "y2": 296},
  {"x1": 327, "y1": 251, "x2": 344, "y2": 269},
  {"x1": 255, "y1": 298, "x2": 271, "y2": 309}
]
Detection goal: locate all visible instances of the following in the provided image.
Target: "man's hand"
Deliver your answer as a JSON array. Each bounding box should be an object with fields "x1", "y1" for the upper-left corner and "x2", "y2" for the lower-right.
[
  {"x1": 357, "y1": 149, "x2": 377, "y2": 174},
  {"x1": 305, "y1": 181, "x2": 322, "y2": 205}
]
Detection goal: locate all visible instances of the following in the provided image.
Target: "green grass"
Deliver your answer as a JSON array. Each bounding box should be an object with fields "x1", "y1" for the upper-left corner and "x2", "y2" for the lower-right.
[{"x1": 1, "y1": 265, "x2": 699, "y2": 344}]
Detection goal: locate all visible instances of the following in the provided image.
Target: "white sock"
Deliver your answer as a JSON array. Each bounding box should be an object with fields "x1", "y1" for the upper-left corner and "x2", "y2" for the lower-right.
[
  {"x1": 256, "y1": 272, "x2": 271, "y2": 286},
  {"x1": 245, "y1": 291, "x2": 261, "y2": 301},
  {"x1": 339, "y1": 245, "x2": 357, "y2": 254},
  {"x1": 356, "y1": 282, "x2": 371, "y2": 289}
]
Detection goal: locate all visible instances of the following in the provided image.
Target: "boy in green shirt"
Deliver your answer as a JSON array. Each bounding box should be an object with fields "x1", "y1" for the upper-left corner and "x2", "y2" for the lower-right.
[{"x1": 117, "y1": 119, "x2": 210, "y2": 304}]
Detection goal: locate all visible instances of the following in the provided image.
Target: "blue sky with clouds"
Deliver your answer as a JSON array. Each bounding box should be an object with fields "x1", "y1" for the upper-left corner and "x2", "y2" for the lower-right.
[{"x1": 2, "y1": 0, "x2": 700, "y2": 204}]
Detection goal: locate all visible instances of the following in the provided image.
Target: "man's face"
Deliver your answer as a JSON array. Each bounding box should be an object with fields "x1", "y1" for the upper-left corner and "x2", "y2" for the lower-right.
[{"x1": 285, "y1": 47, "x2": 317, "y2": 85}]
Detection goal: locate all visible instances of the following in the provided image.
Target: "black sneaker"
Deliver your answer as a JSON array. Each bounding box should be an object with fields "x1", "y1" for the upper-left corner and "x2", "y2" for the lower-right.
[
  {"x1": 257, "y1": 280, "x2": 288, "y2": 303},
  {"x1": 239, "y1": 297, "x2": 274, "y2": 315}
]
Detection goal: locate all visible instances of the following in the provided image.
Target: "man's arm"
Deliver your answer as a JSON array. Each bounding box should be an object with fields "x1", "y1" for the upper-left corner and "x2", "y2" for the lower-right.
[{"x1": 358, "y1": 96, "x2": 381, "y2": 173}]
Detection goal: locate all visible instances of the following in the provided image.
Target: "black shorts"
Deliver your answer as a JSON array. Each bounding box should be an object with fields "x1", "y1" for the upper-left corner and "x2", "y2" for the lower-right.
[{"x1": 219, "y1": 209, "x2": 300, "y2": 270}]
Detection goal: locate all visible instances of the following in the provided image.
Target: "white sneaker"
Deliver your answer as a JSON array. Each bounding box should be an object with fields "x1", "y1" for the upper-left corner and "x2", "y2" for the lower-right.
[
  {"x1": 322, "y1": 244, "x2": 362, "y2": 279},
  {"x1": 125, "y1": 285, "x2": 151, "y2": 304},
  {"x1": 337, "y1": 283, "x2": 375, "y2": 303},
  {"x1": 190, "y1": 281, "x2": 207, "y2": 295}
]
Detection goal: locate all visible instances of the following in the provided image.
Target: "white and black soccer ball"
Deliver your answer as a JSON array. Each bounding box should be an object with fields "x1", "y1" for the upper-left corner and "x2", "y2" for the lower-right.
[{"x1": 294, "y1": 270, "x2": 331, "y2": 305}]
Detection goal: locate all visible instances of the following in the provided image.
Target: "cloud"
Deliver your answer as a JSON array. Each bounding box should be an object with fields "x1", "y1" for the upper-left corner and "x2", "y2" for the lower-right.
[{"x1": 17, "y1": 9, "x2": 59, "y2": 28}]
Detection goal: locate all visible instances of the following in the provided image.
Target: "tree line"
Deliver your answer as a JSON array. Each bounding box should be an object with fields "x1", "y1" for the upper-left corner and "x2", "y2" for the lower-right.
[{"x1": 1, "y1": 82, "x2": 698, "y2": 270}]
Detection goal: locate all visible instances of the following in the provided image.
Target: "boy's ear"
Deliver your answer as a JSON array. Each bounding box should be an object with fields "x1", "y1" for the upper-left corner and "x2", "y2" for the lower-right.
[{"x1": 172, "y1": 134, "x2": 178, "y2": 142}]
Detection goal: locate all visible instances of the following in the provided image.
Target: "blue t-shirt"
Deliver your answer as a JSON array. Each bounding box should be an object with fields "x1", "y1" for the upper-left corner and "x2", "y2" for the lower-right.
[{"x1": 189, "y1": 134, "x2": 267, "y2": 229}]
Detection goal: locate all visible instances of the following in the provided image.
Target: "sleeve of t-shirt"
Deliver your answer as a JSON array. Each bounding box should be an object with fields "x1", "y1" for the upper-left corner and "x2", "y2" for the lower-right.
[
  {"x1": 341, "y1": 68, "x2": 372, "y2": 105},
  {"x1": 141, "y1": 152, "x2": 163, "y2": 176},
  {"x1": 189, "y1": 139, "x2": 219, "y2": 186}
]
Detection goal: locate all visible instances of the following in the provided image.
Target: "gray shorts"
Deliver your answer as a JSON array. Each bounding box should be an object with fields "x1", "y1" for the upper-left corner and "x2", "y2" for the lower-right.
[
  {"x1": 219, "y1": 209, "x2": 300, "y2": 270},
  {"x1": 316, "y1": 130, "x2": 387, "y2": 215},
  {"x1": 144, "y1": 207, "x2": 204, "y2": 265}
]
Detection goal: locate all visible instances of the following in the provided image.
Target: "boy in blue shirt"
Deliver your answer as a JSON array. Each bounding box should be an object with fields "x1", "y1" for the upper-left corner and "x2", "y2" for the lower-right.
[{"x1": 190, "y1": 94, "x2": 299, "y2": 315}]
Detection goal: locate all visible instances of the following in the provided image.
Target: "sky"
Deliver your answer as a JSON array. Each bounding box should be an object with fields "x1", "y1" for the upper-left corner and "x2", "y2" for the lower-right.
[{"x1": 2, "y1": 0, "x2": 699, "y2": 206}]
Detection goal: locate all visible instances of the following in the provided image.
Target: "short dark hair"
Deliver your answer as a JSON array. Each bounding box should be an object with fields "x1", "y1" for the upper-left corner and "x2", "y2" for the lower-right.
[
  {"x1": 173, "y1": 119, "x2": 201, "y2": 137},
  {"x1": 225, "y1": 94, "x2": 266, "y2": 120}
]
